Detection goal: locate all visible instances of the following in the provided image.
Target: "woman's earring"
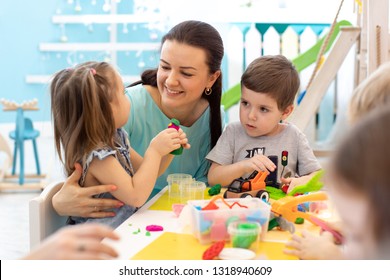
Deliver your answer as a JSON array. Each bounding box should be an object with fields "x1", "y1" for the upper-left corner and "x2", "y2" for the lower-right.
[{"x1": 204, "y1": 88, "x2": 212, "y2": 95}]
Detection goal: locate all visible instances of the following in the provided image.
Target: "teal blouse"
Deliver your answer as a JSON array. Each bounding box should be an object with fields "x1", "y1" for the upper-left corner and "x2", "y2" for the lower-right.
[{"x1": 123, "y1": 84, "x2": 219, "y2": 199}]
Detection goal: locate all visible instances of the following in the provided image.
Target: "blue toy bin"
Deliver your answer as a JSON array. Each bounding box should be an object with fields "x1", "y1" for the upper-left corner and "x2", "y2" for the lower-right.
[{"x1": 188, "y1": 197, "x2": 270, "y2": 245}]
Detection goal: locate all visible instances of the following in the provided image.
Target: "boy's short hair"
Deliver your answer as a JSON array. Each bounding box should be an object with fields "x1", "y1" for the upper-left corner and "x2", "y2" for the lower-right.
[{"x1": 241, "y1": 55, "x2": 300, "y2": 111}]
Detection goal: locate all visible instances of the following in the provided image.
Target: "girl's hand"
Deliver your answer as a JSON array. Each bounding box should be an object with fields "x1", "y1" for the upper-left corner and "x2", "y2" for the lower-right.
[
  {"x1": 178, "y1": 128, "x2": 190, "y2": 150},
  {"x1": 283, "y1": 230, "x2": 343, "y2": 260},
  {"x1": 239, "y1": 154, "x2": 276, "y2": 174},
  {"x1": 53, "y1": 163, "x2": 123, "y2": 218},
  {"x1": 283, "y1": 174, "x2": 312, "y2": 194},
  {"x1": 149, "y1": 128, "x2": 183, "y2": 156}
]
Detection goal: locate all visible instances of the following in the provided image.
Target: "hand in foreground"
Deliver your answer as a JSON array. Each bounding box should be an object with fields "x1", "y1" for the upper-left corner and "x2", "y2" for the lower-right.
[
  {"x1": 22, "y1": 223, "x2": 120, "y2": 260},
  {"x1": 282, "y1": 175, "x2": 312, "y2": 194},
  {"x1": 52, "y1": 163, "x2": 123, "y2": 218},
  {"x1": 283, "y1": 230, "x2": 343, "y2": 260}
]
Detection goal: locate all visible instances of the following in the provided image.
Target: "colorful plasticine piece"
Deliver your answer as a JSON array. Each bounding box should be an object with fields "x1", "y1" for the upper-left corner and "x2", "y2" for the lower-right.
[
  {"x1": 145, "y1": 225, "x2": 164, "y2": 232},
  {"x1": 168, "y1": 118, "x2": 183, "y2": 155},
  {"x1": 231, "y1": 223, "x2": 258, "y2": 249},
  {"x1": 208, "y1": 184, "x2": 221, "y2": 196},
  {"x1": 202, "y1": 241, "x2": 225, "y2": 260}
]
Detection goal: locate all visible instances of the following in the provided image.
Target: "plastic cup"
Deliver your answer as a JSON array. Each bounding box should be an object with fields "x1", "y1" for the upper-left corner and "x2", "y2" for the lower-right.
[
  {"x1": 167, "y1": 173, "x2": 193, "y2": 202},
  {"x1": 181, "y1": 181, "x2": 206, "y2": 203},
  {"x1": 228, "y1": 221, "x2": 261, "y2": 253}
]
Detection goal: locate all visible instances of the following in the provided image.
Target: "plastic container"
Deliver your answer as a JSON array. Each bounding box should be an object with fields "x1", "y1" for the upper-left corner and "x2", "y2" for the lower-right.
[
  {"x1": 181, "y1": 181, "x2": 206, "y2": 203},
  {"x1": 228, "y1": 221, "x2": 261, "y2": 253},
  {"x1": 188, "y1": 197, "x2": 270, "y2": 245},
  {"x1": 167, "y1": 173, "x2": 193, "y2": 203}
]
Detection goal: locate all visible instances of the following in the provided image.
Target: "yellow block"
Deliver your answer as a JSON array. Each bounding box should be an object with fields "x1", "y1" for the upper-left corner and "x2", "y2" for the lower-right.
[
  {"x1": 148, "y1": 188, "x2": 213, "y2": 211},
  {"x1": 131, "y1": 232, "x2": 297, "y2": 260}
]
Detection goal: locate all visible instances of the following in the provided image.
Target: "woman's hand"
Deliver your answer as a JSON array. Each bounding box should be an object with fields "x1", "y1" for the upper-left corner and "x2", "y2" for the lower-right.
[
  {"x1": 52, "y1": 163, "x2": 124, "y2": 218},
  {"x1": 23, "y1": 223, "x2": 120, "y2": 260}
]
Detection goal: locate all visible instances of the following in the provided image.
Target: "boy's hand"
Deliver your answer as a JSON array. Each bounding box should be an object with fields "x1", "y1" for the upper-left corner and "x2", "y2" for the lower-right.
[{"x1": 240, "y1": 154, "x2": 276, "y2": 174}]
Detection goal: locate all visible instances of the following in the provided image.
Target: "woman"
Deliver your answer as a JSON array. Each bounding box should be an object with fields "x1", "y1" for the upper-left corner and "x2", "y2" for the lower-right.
[{"x1": 52, "y1": 20, "x2": 225, "y2": 218}]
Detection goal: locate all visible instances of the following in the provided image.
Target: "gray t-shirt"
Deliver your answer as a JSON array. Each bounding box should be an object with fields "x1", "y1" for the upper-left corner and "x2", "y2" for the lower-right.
[{"x1": 206, "y1": 121, "x2": 321, "y2": 186}]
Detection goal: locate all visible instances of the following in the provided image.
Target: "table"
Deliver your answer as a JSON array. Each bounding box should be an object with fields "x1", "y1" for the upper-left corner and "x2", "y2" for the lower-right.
[{"x1": 104, "y1": 187, "x2": 326, "y2": 260}]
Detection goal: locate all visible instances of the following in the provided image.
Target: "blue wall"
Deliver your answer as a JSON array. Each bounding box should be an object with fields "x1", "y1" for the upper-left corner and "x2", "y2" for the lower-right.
[{"x1": 0, "y1": 0, "x2": 167, "y2": 124}]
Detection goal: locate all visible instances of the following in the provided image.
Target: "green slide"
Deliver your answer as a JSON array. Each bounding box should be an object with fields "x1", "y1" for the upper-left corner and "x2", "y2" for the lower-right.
[{"x1": 221, "y1": 20, "x2": 352, "y2": 111}]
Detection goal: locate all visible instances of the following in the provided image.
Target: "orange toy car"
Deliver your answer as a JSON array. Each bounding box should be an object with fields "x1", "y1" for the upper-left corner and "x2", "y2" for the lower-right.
[{"x1": 223, "y1": 170, "x2": 270, "y2": 201}]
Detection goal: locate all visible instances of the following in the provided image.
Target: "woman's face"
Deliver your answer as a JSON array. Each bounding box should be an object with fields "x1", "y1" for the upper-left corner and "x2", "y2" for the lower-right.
[
  {"x1": 328, "y1": 178, "x2": 377, "y2": 259},
  {"x1": 157, "y1": 40, "x2": 218, "y2": 111}
]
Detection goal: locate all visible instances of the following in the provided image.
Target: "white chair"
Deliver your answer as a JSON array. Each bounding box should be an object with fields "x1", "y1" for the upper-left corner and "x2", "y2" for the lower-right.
[{"x1": 29, "y1": 181, "x2": 67, "y2": 249}]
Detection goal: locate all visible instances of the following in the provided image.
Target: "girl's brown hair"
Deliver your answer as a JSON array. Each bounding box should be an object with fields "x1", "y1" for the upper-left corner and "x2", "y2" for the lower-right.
[{"x1": 50, "y1": 61, "x2": 118, "y2": 175}]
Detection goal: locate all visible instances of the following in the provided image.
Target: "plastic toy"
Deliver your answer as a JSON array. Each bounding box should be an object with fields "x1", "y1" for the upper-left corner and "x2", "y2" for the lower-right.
[
  {"x1": 268, "y1": 212, "x2": 295, "y2": 233},
  {"x1": 230, "y1": 222, "x2": 259, "y2": 249},
  {"x1": 310, "y1": 216, "x2": 344, "y2": 244},
  {"x1": 190, "y1": 196, "x2": 270, "y2": 245},
  {"x1": 201, "y1": 195, "x2": 248, "y2": 210},
  {"x1": 271, "y1": 191, "x2": 328, "y2": 224},
  {"x1": 167, "y1": 118, "x2": 183, "y2": 155},
  {"x1": 223, "y1": 170, "x2": 270, "y2": 201}
]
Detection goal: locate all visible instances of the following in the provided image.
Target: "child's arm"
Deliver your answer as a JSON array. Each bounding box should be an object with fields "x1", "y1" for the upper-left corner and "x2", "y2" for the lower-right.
[
  {"x1": 88, "y1": 128, "x2": 182, "y2": 207},
  {"x1": 208, "y1": 154, "x2": 276, "y2": 187}
]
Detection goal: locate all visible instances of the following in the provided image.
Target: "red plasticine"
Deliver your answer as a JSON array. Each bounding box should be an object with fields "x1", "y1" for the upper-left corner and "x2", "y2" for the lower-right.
[
  {"x1": 145, "y1": 225, "x2": 164, "y2": 232},
  {"x1": 202, "y1": 241, "x2": 225, "y2": 260}
]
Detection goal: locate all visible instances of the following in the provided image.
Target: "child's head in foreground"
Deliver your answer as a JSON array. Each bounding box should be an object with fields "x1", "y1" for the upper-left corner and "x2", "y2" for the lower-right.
[
  {"x1": 240, "y1": 55, "x2": 300, "y2": 137},
  {"x1": 328, "y1": 106, "x2": 390, "y2": 259},
  {"x1": 349, "y1": 61, "x2": 390, "y2": 124},
  {"x1": 50, "y1": 61, "x2": 129, "y2": 175}
]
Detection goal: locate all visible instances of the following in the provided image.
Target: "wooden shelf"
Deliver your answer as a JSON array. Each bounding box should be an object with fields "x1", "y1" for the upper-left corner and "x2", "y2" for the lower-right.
[
  {"x1": 52, "y1": 14, "x2": 163, "y2": 24},
  {"x1": 25, "y1": 75, "x2": 139, "y2": 85},
  {"x1": 39, "y1": 42, "x2": 159, "y2": 52}
]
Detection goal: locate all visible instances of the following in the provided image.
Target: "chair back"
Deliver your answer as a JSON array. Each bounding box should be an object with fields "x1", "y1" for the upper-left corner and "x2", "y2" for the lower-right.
[{"x1": 29, "y1": 181, "x2": 67, "y2": 249}]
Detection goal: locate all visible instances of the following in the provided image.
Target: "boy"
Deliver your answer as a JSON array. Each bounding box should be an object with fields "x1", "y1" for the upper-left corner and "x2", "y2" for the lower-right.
[{"x1": 206, "y1": 55, "x2": 321, "y2": 193}]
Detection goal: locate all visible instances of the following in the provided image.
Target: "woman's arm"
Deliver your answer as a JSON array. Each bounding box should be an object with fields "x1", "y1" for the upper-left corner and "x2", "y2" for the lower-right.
[{"x1": 52, "y1": 164, "x2": 123, "y2": 217}]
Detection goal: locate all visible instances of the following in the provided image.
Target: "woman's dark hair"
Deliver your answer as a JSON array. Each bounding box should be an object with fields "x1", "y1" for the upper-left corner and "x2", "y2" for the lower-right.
[{"x1": 129, "y1": 20, "x2": 224, "y2": 148}]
